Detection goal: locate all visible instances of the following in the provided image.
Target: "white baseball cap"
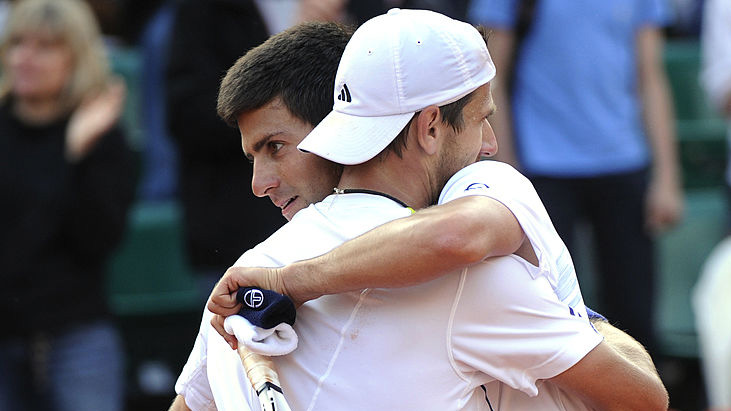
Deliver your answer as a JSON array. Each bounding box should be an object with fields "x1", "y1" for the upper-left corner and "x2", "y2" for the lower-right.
[{"x1": 298, "y1": 8, "x2": 496, "y2": 165}]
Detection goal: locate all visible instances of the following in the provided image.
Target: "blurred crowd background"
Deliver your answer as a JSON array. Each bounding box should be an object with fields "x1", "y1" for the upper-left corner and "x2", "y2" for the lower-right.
[{"x1": 0, "y1": 0, "x2": 728, "y2": 410}]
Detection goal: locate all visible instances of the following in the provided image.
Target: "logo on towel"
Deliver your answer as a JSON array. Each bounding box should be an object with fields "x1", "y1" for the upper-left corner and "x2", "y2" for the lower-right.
[
  {"x1": 337, "y1": 84, "x2": 352, "y2": 103},
  {"x1": 243, "y1": 289, "x2": 264, "y2": 308}
]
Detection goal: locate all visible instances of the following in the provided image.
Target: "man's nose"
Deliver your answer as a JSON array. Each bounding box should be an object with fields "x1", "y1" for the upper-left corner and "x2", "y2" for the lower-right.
[
  {"x1": 251, "y1": 161, "x2": 278, "y2": 197},
  {"x1": 480, "y1": 121, "x2": 498, "y2": 158}
]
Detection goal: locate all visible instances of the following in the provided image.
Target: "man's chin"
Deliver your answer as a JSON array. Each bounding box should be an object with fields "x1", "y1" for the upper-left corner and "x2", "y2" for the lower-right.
[{"x1": 282, "y1": 202, "x2": 304, "y2": 221}]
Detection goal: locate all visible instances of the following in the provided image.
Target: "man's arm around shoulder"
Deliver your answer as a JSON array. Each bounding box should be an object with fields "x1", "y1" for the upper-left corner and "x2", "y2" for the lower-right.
[{"x1": 549, "y1": 325, "x2": 669, "y2": 411}]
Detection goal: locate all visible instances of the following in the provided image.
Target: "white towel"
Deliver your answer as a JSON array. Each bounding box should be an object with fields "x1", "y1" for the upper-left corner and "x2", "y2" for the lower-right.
[{"x1": 224, "y1": 315, "x2": 298, "y2": 356}]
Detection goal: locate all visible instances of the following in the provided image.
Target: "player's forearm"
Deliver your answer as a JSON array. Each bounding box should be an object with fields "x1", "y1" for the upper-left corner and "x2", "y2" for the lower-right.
[
  {"x1": 551, "y1": 340, "x2": 668, "y2": 411},
  {"x1": 282, "y1": 196, "x2": 521, "y2": 302},
  {"x1": 282, "y1": 202, "x2": 481, "y2": 301},
  {"x1": 591, "y1": 319, "x2": 662, "y2": 382},
  {"x1": 599, "y1": 360, "x2": 668, "y2": 411},
  {"x1": 604, "y1": 348, "x2": 669, "y2": 411},
  {"x1": 590, "y1": 320, "x2": 668, "y2": 410}
]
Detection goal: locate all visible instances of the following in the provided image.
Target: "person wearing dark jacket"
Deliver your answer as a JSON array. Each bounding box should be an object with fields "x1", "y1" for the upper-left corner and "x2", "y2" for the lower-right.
[
  {"x1": 165, "y1": 0, "x2": 284, "y2": 294},
  {"x1": 0, "y1": 1, "x2": 136, "y2": 410}
]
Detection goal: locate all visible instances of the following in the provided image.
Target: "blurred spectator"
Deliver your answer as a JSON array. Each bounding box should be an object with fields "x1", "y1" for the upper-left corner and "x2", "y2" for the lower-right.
[
  {"x1": 296, "y1": 0, "x2": 348, "y2": 23},
  {"x1": 116, "y1": 0, "x2": 167, "y2": 45},
  {"x1": 165, "y1": 0, "x2": 285, "y2": 298},
  {"x1": 697, "y1": 1, "x2": 731, "y2": 407},
  {"x1": 0, "y1": 0, "x2": 136, "y2": 410},
  {"x1": 700, "y1": 0, "x2": 731, "y2": 227},
  {"x1": 254, "y1": 0, "x2": 299, "y2": 34},
  {"x1": 667, "y1": 0, "x2": 704, "y2": 38},
  {"x1": 136, "y1": 0, "x2": 178, "y2": 202},
  {"x1": 296, "y1": 0, "x2": 470, "y2": 25},
  {"x1": 469, "y1": 0, "x2": 683, "y2": 357},
  {"x1": 0, "y1": 0, "x2": 12, "y2": 28},
  {"x1": 693, "y1": 237, "x2": 731, "y2": 411}
]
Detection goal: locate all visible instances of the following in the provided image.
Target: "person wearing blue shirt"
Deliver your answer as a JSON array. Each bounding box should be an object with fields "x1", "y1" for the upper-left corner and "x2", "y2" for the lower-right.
[{"x1": 469, "y1": 0, "x2": 684, "y2": 357}]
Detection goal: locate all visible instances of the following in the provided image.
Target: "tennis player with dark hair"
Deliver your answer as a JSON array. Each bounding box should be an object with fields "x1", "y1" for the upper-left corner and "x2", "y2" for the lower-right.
[{"x1": 168, "y1": 20, "x2": 349, "y2": 411}]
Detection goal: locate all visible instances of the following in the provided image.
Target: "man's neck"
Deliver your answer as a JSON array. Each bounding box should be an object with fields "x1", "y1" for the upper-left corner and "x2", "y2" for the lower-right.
[{"x1": 336, "y1": 152, "x2": 434, "y2": 210}]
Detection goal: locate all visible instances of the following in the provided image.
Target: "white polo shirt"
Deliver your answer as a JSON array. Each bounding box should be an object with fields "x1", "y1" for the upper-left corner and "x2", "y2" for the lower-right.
[
  {"x1": 440, "y1": 160, "x2": 595, "y2": 409},
  {"x1": 440, "y1": 160, "x2": 586, "y2": 312},
  {"x1": 176, "y1": 191, "x2": 602, "y2": 410}
]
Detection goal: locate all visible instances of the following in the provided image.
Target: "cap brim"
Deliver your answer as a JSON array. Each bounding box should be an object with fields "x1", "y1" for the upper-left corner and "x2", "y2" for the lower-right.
[{"x1": 298, "y1": 109, "x2": 415, "y2": 165}]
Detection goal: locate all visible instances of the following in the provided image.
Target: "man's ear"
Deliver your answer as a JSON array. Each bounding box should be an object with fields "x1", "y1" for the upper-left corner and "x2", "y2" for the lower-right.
[{"x1": 414, "y1": 105, "x2": 442, "y2": 155}]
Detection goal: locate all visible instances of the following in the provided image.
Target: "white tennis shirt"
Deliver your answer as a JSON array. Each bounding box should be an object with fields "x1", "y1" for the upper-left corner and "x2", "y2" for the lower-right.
[
  {"x1": 440, "y1": 161, "x2": 585, "y2": 312},
  {"x1": 441, "y1": 160, "x2": 596, "y2": 409},
  {"x1": 176, "y1": 161, "x2": 602, "y2": 410}
]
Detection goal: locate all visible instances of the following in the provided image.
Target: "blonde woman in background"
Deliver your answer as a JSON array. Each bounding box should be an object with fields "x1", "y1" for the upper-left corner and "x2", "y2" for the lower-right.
[{"x1": 0, "y1": 0, "x2": 137, "y2": 410}]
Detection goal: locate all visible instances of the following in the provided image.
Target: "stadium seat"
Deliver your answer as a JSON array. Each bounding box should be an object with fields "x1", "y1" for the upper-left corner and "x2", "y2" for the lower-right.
[
  {"x1": 655, "y1": 41, "x2": 728, "y2": 358},
  {"x1": 657, "y1": 188, "x2": 727, "y2": 357},
  {"x1": 663, "y1": 40, "x2": 727, "y2": 189},
  {"x1": 106, "y1": 200, "x2": 199, "y2": 316},
  {"x1": 106, "y1": 201, "x2": 202, "y2": 401}
]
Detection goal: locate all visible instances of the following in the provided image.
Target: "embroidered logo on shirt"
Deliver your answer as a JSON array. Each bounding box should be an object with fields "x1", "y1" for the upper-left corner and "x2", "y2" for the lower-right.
[
  {"x1": 465, "y1": 182, "x2": 490, "y2": 191},
  {"x1": 568, "y1": 306, "x2": 582, "y2": 318}
]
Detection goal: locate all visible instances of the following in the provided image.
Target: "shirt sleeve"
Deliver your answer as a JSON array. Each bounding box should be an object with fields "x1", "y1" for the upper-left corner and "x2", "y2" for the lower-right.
[
  {"x1": 439, "y1": 161, "x2": 563, "y2": 284},
  {"x1": 175, "y1": 308, "x2": 217, "y2": 411},
  {"x1": 450, "y1": 257, "x2": 603, "y2": 396},
  {"x1": 585, "y1": 306, "x2": 608, "y2": 322},
  {"x1": 451, "y1": 162, "x2": 587, "y2": 311}
]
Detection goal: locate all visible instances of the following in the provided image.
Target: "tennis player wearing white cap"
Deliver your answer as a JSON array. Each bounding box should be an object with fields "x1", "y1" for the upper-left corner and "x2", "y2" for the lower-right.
[{"x1": 177, "y1": 9, "x2": 667, "y2": 411}]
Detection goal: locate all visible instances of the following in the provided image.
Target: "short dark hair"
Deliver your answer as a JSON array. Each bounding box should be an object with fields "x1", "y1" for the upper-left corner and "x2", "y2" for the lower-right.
[
  {"x1": 217, "y1": 22, "x2": 355, "y2": 127},
  {"x1": 382, "y1": 25, "x2": 489, "y2": 159}
]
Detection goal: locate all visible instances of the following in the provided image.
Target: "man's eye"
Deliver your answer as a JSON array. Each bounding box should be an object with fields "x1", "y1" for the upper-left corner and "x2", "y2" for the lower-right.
[{"x1": 270, "y1": 142, "x2": 284, "y2": 153}]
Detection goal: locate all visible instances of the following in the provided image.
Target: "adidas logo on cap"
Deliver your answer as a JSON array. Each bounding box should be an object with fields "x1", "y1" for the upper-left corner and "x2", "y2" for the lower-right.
[{"x1": 337, "y1": 84, "x2": 352, "y2": 102}]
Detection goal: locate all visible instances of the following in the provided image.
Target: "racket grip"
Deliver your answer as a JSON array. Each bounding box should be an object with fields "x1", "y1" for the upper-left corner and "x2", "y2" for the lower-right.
[{"x1": 238, "y1": 346, "x2": 281, "y2": 392}]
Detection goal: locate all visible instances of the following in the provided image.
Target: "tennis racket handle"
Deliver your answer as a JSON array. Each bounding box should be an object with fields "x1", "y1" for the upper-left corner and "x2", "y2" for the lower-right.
[{"x1": 238, "y1": 347, "x2": 281, "y2": 392}]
